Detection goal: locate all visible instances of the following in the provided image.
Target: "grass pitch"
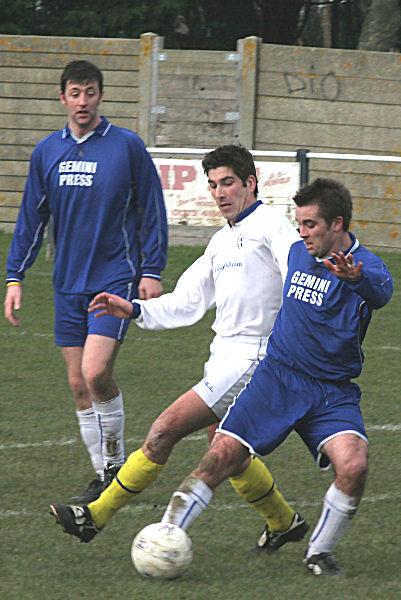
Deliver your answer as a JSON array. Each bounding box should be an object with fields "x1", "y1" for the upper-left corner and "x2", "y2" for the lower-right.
[{"x1": 1, "y1": 232, "x2": 400, "y2": 599}]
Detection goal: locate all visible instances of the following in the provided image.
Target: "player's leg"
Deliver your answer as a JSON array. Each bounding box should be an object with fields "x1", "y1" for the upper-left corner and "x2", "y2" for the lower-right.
[
  {"x1": 160, "y1": 357, "x2": 311, "y2": 534},
  {"x1": 206, "y1": 422, "x2": 219, "y2": 445},
  {"x1": 208, "y1": 416, "x2": 303, "y2": 542},
  {"x1": 229, "y1": 455, "x2": 308, "y2": 551},
  {"x1": 83, "y1": 280, "x2": 137, "y2": 476},
  {"x1": 208, "y1": 355, "x2": 309, "y2": 551},
  {"x1": 89, "y1": 389, "x2": 217, "y2": 528},
  {"x1": 49, "y1": 389, "x2": 218, "y2": 541},
  {"x1": 161, "y1": 431, "x2": 249, "y2": 530},
  {"x1": 304, "y1": 432, "x2": 368, "y2": 576},
  {"x1": 61, "y1": 346, "x2": 104, "y2": 502},
  {"x1": 199, "y1": 349, "x2": 306, "y2": 539},
  {"x1": 54, "y1": 287, "x2": 104, "y2": 502},
  {"x1": 49, "y1": 427, "x2": 240, "y2": 544},
  {"x1": 81, "y1": 333, "x2": 125, "y2": 470}
]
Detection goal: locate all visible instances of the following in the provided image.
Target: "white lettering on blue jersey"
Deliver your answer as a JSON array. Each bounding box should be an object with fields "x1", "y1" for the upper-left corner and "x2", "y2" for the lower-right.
[
  {"x1": 59, "y1": 173, "x2": 93, "y2": 186},
  {"x1": 58, "y1": 160, "x2": 98, "y2": 173},
  {"x1": 287, "y1": 270, "x2": 330, "y2": 306}
]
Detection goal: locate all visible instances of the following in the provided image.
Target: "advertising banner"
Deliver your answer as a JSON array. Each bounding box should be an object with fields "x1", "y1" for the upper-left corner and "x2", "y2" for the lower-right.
[{"x1": 154, "y1": 158, "x2": 301, "y2": 226}]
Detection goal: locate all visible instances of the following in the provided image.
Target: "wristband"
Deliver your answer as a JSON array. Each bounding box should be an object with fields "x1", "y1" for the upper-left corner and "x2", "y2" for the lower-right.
[
  {"x1": 7, "y1": 281, "x2": 22, "y2": 287},
  {"x1": 131, "y1": 301, "x2": 142, "y2": 319}
]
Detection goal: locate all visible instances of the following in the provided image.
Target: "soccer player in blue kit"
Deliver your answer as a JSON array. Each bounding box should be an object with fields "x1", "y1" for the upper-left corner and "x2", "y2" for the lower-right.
[
  {"x1": 4, "y1": 60, "x2": 168, "y2": 503},
  {"x1": 151, "y1": 178, "x2": 393, "y2": 577}
]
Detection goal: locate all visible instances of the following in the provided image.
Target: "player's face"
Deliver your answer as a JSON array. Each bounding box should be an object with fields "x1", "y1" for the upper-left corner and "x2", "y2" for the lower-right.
[
  {"x1": 296, "y1": 204, "x2": 342, "y2": 258},
  {"x1": 60, "y1": 80, "x2": 103, "y2": 136},
  {"x1": 207, "y1": 166, "x2": 257, "y2": 225}
]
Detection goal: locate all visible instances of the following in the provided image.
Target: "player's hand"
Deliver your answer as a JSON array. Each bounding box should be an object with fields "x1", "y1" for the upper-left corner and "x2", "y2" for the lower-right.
[
  {"x1": 138, "y1": 277, "x2": 163, "y2": 300},
  {"x1": 4, "y1": 284, "x2": 22, "y2": 326},
  {"x1": 323, "y1": 252, "x2": 363, "y2": 280},
  {"x1": 88, "y1": 292, "x2": 133, "y2": 319}
]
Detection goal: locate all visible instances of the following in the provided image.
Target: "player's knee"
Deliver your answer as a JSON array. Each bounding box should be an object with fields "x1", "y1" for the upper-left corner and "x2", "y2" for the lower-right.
[
  {"x1": 195, "y1": 449, "x2": 222, "y2": 480},
  {"x1": 144, "y1": 413, "x2": 183, "y2": 459},
  {"x1": 68, "y1": 374, "x2": 88, "y2": 399},
  {"x1": 144, "y1": 427, "x2": 177, "y2": 459},
  {"x1": 345, "y1": 455, "x2": 368, "y2": 482},
  {"x1": 82, "y1": 365, "x2": 109, "y2": 395},
  {"x1": 337, "y1": 454, "x2": 368, "y2": 491},
  {"x1": 195, "y1": 436, "x2": 242, "y2": 482}
]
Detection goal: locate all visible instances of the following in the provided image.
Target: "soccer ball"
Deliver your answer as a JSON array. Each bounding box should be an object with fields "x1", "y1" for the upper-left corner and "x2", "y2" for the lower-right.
[{"x1": 131, "y1": 522, "x2": 193, "y2": 580}]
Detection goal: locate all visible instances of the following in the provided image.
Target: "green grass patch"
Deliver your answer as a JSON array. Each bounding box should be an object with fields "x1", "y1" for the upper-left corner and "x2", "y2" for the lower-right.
[{"x1": 1, "y1": 232, "x2": 400, "y2": 599}]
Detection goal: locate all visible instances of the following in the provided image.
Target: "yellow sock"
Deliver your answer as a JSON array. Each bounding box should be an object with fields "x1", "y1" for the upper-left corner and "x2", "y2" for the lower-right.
[
  {"x1": 229, "y1": 456, "x2": 294, "y2": 531},
  {"x1": 89, "y1": 448, "x2": 164, "y2": 528}
]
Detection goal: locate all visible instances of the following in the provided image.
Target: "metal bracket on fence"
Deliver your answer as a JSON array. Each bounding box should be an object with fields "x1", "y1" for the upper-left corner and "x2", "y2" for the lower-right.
[
  {"x1": 225, "y1": 112, "x2": 240, "y2": 121},
  {"x1": 151, "y1": 105, "x2": 167, "y2": 115}
]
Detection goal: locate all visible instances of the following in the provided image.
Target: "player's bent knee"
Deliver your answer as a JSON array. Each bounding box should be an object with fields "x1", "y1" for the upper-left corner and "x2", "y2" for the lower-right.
[
  {"x1": 144, "y1": 429, "x2": 177, "y2": 458},
  {"x1": 195, "y1": 435, "x2": 246, "y2": 482},
  {"x1": 346, "y1": 456, "x2": 368, "y2": 481},
  {"x1": 336, "y1": 455, "x2": 368, "y2": 495}
]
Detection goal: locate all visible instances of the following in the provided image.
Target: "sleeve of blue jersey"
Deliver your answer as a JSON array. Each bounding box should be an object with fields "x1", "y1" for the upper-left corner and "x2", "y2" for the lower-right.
[
  {"x1": 130, "y1": 137, "x2": 168, "y2": 277},
  {"x1": 6, "y1": 146, "x2": 50, "y2": 281},
  {"x1": 344, "y1": 256, "x2": 393, "y2": 309}
]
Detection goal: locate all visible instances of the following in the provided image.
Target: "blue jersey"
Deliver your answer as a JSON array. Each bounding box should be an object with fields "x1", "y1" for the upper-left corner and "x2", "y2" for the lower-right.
[
  {"x1": 6, "y1": 117, "x2": 168, "y2": 294},
  {"x1": 267, "y1": 235, "x2": 393, "y2": 381}
]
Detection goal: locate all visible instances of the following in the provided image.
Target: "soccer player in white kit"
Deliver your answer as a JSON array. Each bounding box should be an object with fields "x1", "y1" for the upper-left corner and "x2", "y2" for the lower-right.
[{"x1": 50, "y1": 145, "x2": 307, "y2": 551}]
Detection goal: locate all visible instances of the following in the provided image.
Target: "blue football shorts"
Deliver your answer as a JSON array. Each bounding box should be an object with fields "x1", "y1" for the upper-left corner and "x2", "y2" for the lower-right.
[
  {"x1": 218, "y1": 356, "x2": 367, "y2": 470},
  {"x1": 54, "y1": 280, "x2": 138, "y2": 347}
]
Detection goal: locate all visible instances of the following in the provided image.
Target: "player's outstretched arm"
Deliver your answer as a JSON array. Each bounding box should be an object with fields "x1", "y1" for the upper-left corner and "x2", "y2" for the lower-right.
[
  {"x1": 4, "y1": 284, "x2": 22, "y2": 327},
  {"x1": 88, "y1": 292, "x2": 134, "y2": 319},
  {"x1": 323, "y1": 252, "x2": 363, "y2": 280}
]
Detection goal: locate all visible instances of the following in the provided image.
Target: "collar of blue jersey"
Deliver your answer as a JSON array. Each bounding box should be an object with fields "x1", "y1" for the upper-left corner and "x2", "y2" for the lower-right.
[
  {"x1": 314, "y1": 231, "x2": 360, "y2": 263},
  {"x1": 229, "y1": 199, "x2": 262, "y2": 227},
  {"x1": 62, "y1": 116, "x2": 111, "y2": 140}
]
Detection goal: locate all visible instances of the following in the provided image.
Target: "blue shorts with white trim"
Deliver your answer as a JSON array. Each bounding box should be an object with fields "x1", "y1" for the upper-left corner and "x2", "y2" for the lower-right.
[
  {"x1": 218, "y1": 356, "x2": 367, "y2": 469},
  {"x1": 54, "y1": 280, "x2": 138, "y2": 347}
]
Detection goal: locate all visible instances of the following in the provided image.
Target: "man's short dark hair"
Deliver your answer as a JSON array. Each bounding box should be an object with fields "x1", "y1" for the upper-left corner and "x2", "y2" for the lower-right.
[
  {"x1": 293, "y1": 178, "x2": 353, "y2": 231},
  {"x1": 60, "y1": 60, "x2": 103, "y2": 94},
  {"x1": 202, "y1": 145, "x2": 259, "y2": 197}
]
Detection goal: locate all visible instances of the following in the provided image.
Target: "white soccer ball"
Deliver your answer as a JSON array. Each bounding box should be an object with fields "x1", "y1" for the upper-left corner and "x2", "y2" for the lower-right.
[{"x1": 131, "y1": 522, "x2": 193, "y2": 580}]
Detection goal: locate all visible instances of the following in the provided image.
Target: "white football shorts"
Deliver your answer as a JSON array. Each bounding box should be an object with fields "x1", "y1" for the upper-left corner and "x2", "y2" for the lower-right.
[{"x1": 192, "y1": 334, "x2": 268, "y2": 420}]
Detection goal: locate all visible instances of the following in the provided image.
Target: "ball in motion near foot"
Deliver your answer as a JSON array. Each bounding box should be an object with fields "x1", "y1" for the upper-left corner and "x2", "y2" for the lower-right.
[{"x1": 131, "y1": 522, "x2": 193, "y2": 580}]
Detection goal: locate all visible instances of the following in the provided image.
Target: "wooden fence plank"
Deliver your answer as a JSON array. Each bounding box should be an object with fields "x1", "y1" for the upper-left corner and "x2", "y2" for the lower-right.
[
  {"x1": 257, "y1": 95, "x2": 401, "y2": 129},
  {"x1": 0, "y1": 34, "x2": 140, "y2": 55},
  {"x1": 254, "y1": 119, "x2": 401, "y2": 154},
  {"x1": 259, "y1": 44, "x2": 401, "y2": 80},
  {"x1": 0, "y1": 51, "x2": 139, "y2": 71}
]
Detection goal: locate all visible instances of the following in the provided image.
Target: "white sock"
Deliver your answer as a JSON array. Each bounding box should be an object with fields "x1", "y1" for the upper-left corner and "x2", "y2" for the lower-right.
[
  {"x1": 92, "y1": 391, "x2": 125, "y2": 469},
  {"x1": 306, "y1": 483, "x2": 360, "y2": 557},
  {"x1": 76, "y1": 407, "x2": 103, "y2": 479},
  {"x1": 161, "y1": 476, "x2": 213, "y2": 531}
]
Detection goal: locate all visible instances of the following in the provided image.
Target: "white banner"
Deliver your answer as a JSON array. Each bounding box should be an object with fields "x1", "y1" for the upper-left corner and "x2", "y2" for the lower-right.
[{"x1": 154, "y1": 158, "x2": 300, "y2": 226}]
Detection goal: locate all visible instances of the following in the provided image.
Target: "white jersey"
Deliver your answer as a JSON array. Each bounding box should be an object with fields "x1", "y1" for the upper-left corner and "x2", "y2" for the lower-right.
[{"x1": 135, "y1": 202, "x2": 300, "y2": 339}]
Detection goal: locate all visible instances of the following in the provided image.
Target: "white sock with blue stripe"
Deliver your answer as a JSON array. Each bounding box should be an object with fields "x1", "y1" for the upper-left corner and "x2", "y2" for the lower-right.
[
  {"x1": 161, "y1": 476, "x2": 213, "y2": 531},
  {"x1": 306, "y1": 483, "x2": 359, "y2": 558},
  {"x1": 76, "y1": 407, "x2": 103, "y2": 478},
  {"x1": 92, "y1": 391, "x2": 125, "y2": 469}
]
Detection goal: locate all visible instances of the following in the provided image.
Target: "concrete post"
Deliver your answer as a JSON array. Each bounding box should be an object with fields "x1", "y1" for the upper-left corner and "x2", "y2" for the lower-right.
[
  {"x1": 138, "y1": 32, "x2": 164, "y2": 146},
  {"x1": 237, "y1": 36, "x2": 261, "y2": 149}
]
